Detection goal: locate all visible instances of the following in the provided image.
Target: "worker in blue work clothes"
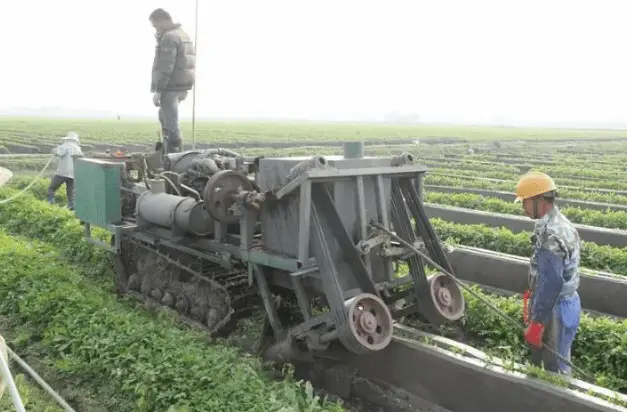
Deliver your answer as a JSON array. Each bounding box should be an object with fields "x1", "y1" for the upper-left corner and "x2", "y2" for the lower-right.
[
  {"x1": 48, "y1": 132, "x2": 83, "y2": 210},
  {"x1": 514, "y1": 171, "x2": 581, "y2": 375}
]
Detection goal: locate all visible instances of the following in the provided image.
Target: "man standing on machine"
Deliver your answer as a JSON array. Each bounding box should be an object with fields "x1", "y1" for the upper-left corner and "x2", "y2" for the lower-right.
[
  {"x1": 149, "y1": 8, "x2": 196, "y2": 154},
  {"x1": 515, "y1": 171, "x2": 582, "y2": 375}
]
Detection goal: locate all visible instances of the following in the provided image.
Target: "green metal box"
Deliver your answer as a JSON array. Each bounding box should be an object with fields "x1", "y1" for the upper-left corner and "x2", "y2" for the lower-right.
[{"x1": 74, "y1": 158, "x2": 123, "y2": 227}]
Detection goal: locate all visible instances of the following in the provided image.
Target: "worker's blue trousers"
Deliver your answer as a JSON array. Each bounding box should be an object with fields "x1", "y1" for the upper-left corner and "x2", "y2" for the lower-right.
[{"x1": 530, "y1": 292, "x2": 581, "y2": 375}]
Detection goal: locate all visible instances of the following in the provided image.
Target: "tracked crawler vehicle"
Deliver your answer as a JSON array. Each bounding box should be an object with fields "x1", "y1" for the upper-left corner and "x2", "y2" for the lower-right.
[{"x1": 73, "y1": 141, "x2": 465, "y2": 360}]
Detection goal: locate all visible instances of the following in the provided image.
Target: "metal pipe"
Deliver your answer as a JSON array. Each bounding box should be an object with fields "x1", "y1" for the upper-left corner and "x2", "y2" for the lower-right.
[
  {"x1": 194, "y1": 158, "x2": 220, "y2": 173},
  {"x1": 136, "y1": 191, "x2": 213, "y2": 236},
  {"x1": 199, "y1": 148, "x2": 241, "y2": 158},
  {"x1": 6, "y1": 347, "x2": 76, "y2": 412},
  {"x1": 0, "y1": 339, "x2": 25, "y2": 412},
  {"x1": 391, "y1": 152, "x2": 415, "y2": 166},
  {"x1": 180, "y1": 183, "x2": 201, "y2": 200},
  {"x1": 191, "y1": 0, "x2": 199, "y2": 150},
  {"x1": 287, "y1": 156, "x2": 328, "y2": 181}
]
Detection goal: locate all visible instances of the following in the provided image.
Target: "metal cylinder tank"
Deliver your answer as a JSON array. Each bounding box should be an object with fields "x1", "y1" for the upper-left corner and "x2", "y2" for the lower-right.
[
  {"x1": 165, "y1": 151, "x2": 203, "y2": 174},
  {"x1": 343, "y1": 141, "x2": 365, "y2": 159},
  {"x1": 136, "y1": 191, "x2": 214, "y2": 236}
]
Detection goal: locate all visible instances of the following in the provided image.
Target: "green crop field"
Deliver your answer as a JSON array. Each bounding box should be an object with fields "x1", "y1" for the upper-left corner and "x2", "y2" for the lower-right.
[
  {"x1": 0, "y1": 117, "x2": 626, "y2": 410},
  {"x1": 1, "y1": 116, "x2": 627, "y2": 155}
]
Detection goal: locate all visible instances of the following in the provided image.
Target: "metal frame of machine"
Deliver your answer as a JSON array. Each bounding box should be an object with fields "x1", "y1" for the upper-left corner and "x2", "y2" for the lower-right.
[{"x1": 74, "y1": 141, "x2": 465, "y2": 360}]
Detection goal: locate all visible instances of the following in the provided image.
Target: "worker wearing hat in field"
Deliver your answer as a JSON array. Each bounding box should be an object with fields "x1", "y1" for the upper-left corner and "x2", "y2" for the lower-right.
[
  {"x1": 515, "y1": 171, "x2": 581, "y2": 375},
  {"x1": 48, "y1": 132, "x2": 83, "y2": 210}
]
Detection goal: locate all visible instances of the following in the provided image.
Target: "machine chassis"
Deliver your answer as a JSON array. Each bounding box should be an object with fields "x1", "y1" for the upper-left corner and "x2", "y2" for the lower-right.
[{"x1": 76, "y1": 143, "x2": 466, "y2": 361}]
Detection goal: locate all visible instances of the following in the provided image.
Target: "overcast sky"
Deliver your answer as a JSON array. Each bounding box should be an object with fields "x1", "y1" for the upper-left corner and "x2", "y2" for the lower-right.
[{"x1": 3, "y1": 0, "x2": 627, "y2": 124}]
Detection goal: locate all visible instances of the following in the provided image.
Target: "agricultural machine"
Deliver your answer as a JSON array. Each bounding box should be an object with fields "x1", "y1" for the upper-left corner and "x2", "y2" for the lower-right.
[{"x1": 72, "y1": 142, "x2": 465, "y2": 361}]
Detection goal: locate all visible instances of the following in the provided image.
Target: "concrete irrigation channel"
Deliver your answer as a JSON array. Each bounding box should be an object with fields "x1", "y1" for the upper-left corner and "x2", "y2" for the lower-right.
[
  {"x1": 421, "y1": 159, "x2": 621, "y2": 183},
  {"x1": 445, "y1": 245, "x2": 627, "y2": 318},
  {"x1": 424, "y1": 203, "x2": 627, "y2": 248},
  {"x1": 425, "y1": 185, "x2": 627, "y2": 212},
  {"x1": 298, "y1": 325, "x2": 627, "y2": 412},
  {"x1": 430, "y1": 172, "x2": 627, "y2": 197}
]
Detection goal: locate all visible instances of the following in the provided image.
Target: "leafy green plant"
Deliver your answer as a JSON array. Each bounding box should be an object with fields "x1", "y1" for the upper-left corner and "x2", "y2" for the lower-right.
[
  {"x1": 430, "y1": 218, "x2": 627, "y2": 276},
  {"x1": 0, "y1": 231, "x2": 345, "y2": 412},
  {"x1": 429, "y1": 166, "x2": 627, "y2": 191},
  {"x1": 453, "y1": 286, "x2": 627, "y2": 392},
  {"x1": 426, "y1": 174, "x2": 627, "y2": 205},
  {"x1": 426, "y1": 192, "x2": 627, "y2": 230}
]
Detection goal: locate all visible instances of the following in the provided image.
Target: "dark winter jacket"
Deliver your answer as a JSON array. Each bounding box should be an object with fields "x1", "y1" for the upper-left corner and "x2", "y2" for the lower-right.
[{"x1": 151, "y1": 23, "x2": 196, "y2": 93}]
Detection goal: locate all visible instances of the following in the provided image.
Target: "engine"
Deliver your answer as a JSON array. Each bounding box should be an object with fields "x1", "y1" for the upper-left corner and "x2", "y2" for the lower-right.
[{"x1": 162, "y1": 148, "x2": 252, "y2": 194}]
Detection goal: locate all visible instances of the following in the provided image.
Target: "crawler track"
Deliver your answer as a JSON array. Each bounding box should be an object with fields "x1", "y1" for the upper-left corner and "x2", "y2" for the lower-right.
[{"x1": 114, "y1": 236, "x2": 260, "y2": 336}]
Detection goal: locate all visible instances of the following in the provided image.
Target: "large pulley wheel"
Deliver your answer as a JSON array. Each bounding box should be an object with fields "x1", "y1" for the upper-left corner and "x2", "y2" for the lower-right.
[
  {"x1": 203, "y1": 170, "x2": 254, "y2": 224},
  {"x1": 340, "y1": 293, "x2": 393, "y2": 355},
  {"x1": 428, "y1": 273, "x2": 465, "y2": 321}
]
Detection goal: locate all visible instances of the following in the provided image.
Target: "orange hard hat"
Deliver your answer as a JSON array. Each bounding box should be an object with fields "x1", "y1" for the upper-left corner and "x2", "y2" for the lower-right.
[{"x1": 514, "y1": 171, "x2": 557, "y2": 203}]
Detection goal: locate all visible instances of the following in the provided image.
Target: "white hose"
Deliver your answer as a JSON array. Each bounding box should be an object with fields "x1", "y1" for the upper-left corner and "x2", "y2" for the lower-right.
[
  {"x1": 0, "y1": 336, "x2": 25, "y2": 411},
  {"x1": 7, "y1": 347, "x2": 76, "y2": 412},
  {"x1": 156, "y1": 172, "x2": 182, "y2": 195},
  {"x1": 0, "y1": 156, "x2": 55, "y2": 205}
]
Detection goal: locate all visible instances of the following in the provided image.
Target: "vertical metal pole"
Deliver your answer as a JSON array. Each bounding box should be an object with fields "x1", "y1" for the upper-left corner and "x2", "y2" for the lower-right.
[
  {"x1": 191, "y1": 0, "x2": 199, "y2": 150},
  {"x1": 415, "y1": 172, "x2": 424, "y2": 202},
  {"x1": 414, "y1": 172, "x2": 424, "y2": 236},
  {"x1": 297, "y1": 181, "x2": 312, "y2": 266},
  {"x1": 0, "y1": 340, "x2": 26, "y2": 412},
  {"x1": 355, "y1": 176, "x2": 371, "y2": 273}
]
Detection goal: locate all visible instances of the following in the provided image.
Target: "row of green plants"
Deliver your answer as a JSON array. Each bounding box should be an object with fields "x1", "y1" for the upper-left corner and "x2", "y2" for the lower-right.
[
  {"x1": 537, "y1": 164, "x2": 627, "y2": 180},
  {"x1": 465, "y1": 148, "x2": 627, "y2": 164},
  {"x1": 430, "y1": 167, "x2": 627, "y2": 192},
  {"x1": 7, "y1": 117, "x2": 627, "y2": 145},
  {"x1": 422, "y1": 159, "x2": 627, "y2": 188},
  {"x1": 0, "y1": 204, "x2": 344, "y2": 411},
  {"x1": 425, "y1": 174, "x2": 627, "y2": 205},
  {"x1": 426, "y1": 192, "x2": 627, "y2": 230},
  {"x1": 0, "y1": 186, "x2": 626, "y2": 400},
  {"x1": 463, "y1": 151, "x2": 627, "y2": 164},
  {"x1": 430, "y1": 218, "x2": 627, "y2": 276},
  {"x1": 445, "y1": 286, "x2": 627, "y2": 393}
]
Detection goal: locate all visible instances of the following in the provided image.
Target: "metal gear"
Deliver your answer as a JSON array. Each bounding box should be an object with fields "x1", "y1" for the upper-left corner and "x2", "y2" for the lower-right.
[
  {"x1": 340, "y1": 293, "x2": 393, "y2": 355},
  {"x1": 427, "y1": 273, "x2": 465, "y2": 321},
  {"x1": 202, "y1": 170, "x2": 254, "y2": 224}
]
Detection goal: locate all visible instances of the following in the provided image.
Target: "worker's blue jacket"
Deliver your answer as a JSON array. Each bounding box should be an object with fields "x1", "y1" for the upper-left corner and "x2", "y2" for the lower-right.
[{"x1": 528, "y1": 206, "x2": 581, "y2": 374}]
